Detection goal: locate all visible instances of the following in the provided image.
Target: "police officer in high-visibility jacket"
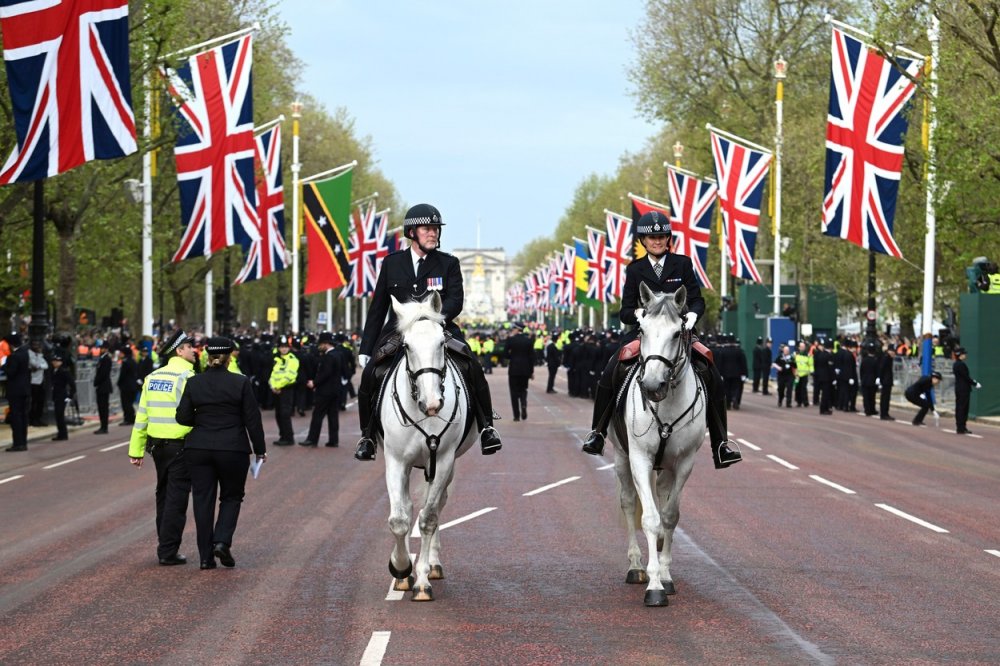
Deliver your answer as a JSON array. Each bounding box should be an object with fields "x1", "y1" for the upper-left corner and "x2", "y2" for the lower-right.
[
  {"x1": 270, "y1": 335, "x2": 300, "y2": 446},
  {"x1": 128, "y1": 330, "x2": 197, "y2": 566}
]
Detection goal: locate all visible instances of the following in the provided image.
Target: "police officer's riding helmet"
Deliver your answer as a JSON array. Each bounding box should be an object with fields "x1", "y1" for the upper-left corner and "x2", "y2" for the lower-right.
[
  {"x1": 403, "y1": 203, "x2": 445, "y2": 242},
  {"x1": 634, "y1": 211, "x2": 671, "y2": 239}
]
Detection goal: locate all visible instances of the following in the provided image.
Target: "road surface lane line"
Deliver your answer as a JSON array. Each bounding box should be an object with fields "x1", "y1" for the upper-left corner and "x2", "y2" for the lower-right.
[
  {"x1": 523, "y1": 475, "x2": 581, "y2": 496},
  {"x1": 439, "y1": 507, "x2": 496, "y2": 531},
  {"x1": 736, "y1": 438, "x2": 761, "y2": 451},
  {"x1": 385, "y1": 553, "x2": 417, "y2": 601},
  {"x1": 596, "y1": 463, "x2": 615, "y2": 471},
  {"x1": 360, "y1": 631, "x2": 391, "y2": 665},
  {"x1": 42, "y1": 455, "x2": 85, "y2": 470},
  {"x1": 986, "y1": 550, "x2": 1000, "y2": 559},
  {"x1": 875, "y1": 503, "x2": 949, "y2": 533},
  {"x1": 100, "y1": 441, "x2": 130, "y2": 452},
  {"x1": 766, "y1": 454, "x2": 799, "y2": 470},
  {"x1": 0, "y1": 475, "x2": 24, "y2": 485},
  {"x1": 809, "y1": 475, "x2": 856, "y2": 495}
]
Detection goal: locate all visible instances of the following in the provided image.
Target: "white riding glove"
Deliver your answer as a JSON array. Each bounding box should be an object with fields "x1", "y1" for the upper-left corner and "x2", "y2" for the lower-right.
[
  {"x1": 975, "y1": 381, "x2": 983, "y2": 389},
  {"x1": 933, "y1": 410, "x2": 940, "y2": 418},
  {"x1": 683, "y1": 312, "x2": 698, "y2": 330},
  {"x1": 848, "y1": 378, "x2": 855, "y2": 386},
  {"x1": 359, "y1": 354, "x2": 370, "y2": 369}
]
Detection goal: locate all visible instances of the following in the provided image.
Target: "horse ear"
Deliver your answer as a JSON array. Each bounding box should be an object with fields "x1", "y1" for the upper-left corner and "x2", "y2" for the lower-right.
[
  {"x1": 429, "y1": 290, "x2": 442, "y2": 313},
  {"x1": 639, "y1": 282, "x2": 654, "y2": 307},
  {"x1": 673, "y1": 286, "x2": 687, "y2": 312}
]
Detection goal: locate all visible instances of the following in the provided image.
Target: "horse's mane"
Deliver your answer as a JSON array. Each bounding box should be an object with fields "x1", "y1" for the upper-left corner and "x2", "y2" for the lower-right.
[
  {"x1": 643, "y1": 291, "x2": 683, "y2": 320},
  {"x1": 394, "y1": 298, "x2": 446, "y2": 333}
]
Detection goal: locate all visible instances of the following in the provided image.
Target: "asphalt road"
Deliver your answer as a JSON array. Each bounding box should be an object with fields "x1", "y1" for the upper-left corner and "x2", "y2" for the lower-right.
[{"x1": 1, "y1": 370, "x2": 998, "y2": 665}]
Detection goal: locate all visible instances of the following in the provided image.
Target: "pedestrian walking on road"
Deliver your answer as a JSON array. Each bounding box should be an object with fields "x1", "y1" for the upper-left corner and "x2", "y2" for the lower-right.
[
  {"x1": 544, "y1": 333, "x2": 562, "y2": 394},
  {"x1": 128, "y1": 330, "x2": 197, "y2": 566},
  {"x1": 300, "y1": 332, "x2": 344, "y2": 447},
  {"x1": 904, "y1": 371, "x2": 942, "y2": 427},
  {"x1": 176, "y1": 337, "x2": 266, "y2": 570},
  {"x1": 3, "y1": 333, "x2": 30, "y2": 452},
  {"x1": 952, "y1": 347, "x2": 981, "y2": 434},
  {"x1": 505, "y1": 322, "x2": 534, "y2": 421},
  {"x1": 877, "y1": 346, "x2": 895, "y2": 421}
]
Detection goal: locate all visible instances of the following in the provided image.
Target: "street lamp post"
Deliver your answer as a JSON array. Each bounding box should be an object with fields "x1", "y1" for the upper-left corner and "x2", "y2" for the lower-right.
[
  {"x1": 290, "y1": 99, "x2": 303, "y2": 334},
  {"x1": 773, "y1": 55, "x2": 786, "y2": 318}
]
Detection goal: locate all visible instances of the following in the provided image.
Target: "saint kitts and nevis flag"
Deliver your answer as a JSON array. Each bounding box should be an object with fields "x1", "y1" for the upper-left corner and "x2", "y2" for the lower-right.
[{"x1": 302, "y1": 166, "x2": 354, "y2": 295}]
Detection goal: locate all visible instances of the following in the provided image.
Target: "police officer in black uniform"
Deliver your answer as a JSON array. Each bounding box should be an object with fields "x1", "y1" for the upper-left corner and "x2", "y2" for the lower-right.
[
  {"x1": 581, "y1": 211, "x2": 742, "y2": 470},
  {"x1": 354, "y1": 203, "x2": 502, "y2": 461},
  {"x1": 300, "y1": 331, "x2": 344, "y2": 447},
  {"x1": 952, "y1": 347, "x2": 980, "y2": 434}
]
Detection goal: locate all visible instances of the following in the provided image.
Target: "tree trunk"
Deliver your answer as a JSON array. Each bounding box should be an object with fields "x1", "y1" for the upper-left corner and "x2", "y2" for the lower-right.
[{"x1": 56, "y1": 230, "x2": 77, "y2": 332}]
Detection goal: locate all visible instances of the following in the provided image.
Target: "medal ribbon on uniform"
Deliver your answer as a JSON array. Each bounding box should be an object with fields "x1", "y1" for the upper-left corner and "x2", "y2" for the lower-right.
[{"x1": 427, "y1": 277, "x2": 443, "y2": 291}]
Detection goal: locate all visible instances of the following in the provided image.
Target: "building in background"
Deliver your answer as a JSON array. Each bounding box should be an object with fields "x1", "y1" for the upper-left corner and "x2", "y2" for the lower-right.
[{"x1": 453, "y1": 248, "x2": 513, "y2": 324}]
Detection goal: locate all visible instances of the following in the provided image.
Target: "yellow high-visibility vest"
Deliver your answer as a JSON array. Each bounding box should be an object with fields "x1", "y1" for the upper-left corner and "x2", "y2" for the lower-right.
[{"x1": 128, "y1": 355, "x2": 195, "y2": 457}]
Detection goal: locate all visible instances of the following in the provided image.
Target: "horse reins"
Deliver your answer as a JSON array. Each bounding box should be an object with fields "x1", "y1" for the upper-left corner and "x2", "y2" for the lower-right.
[{"x1": 392, "y1": 354, "x2": 461, "y2": 483}]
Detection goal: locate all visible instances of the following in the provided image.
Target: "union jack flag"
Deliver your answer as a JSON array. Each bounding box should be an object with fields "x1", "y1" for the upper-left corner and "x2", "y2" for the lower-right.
[
  {"x1": 666, "y1": 166, "x2": 717, "y2": 290},
  {"x1": 585, "y1": 226, "x2": 608, "y2": 303},
  {"x1": 604, "y1": 212, "x2": 632, "y2": 301},
  {"x1": 234, "y1": 123, "x2": 287, "y2": 284},
  {"x1": 0, "y1": 0, "x2": 137, "y2": 183},
  {"x1": 164, "y1": 34, "x2": 259, "y2": 262},
  {"x1": 822, "y1": 27, "x2": 921, "y2": 258},
  {"x1": 341, "y1": 201, "x2": 386, "y2": 298},
  {"x1": 548, "y1": 253, "x2": 563, "y2": 308},
  {"x1": 710, "y1": 129, "x2": 771, "y2": 283},
  {"x1": 560, "y1": 244, "x2": 576, "y2": 307}
]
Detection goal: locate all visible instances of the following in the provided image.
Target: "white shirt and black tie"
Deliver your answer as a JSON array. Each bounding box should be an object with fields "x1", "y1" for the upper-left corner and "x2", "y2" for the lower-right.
[{"x1": 650, "y1": 256, "x2": 663, "y2": 279}]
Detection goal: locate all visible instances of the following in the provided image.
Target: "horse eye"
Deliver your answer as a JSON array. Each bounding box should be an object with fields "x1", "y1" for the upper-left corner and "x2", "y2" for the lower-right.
[{"x1": 672, "y1": 331, "x2": 681, "y2": 339}]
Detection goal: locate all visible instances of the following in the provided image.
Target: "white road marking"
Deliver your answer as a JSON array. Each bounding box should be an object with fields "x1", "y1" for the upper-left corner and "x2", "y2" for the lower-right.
[
  {"x1": 766, "y1": 454, "x2": 798, "y2": 470},
  {"x1": 736, "y1": 438, "x2": 761, "y2": 451},
  {"x1": 42, "y1": 455, "x2": 86, "y2": 470},
  {"x1": 596, "y1": 463, "x2": 615, "y2": 471},
  {"x1": 523, "y1": 475, "x2": 581, "y2": 496},
  {"x1": 0, "y1": 475, "x2": 24, "y2": 485},
  {"x1": 411, "y1": 507, "x2": 498, "y2": 537},
  {"x1": 875, "y1": 503, "x2": 949, "y2": 533},
  {"x1": 100, "y1": 441, "x2": 130, "y2": 452},
  {"x1": 986, "y1": 550, "x2": 1000, "y2": 559},
  {"x1": 385, "y1": 553, "x2": 417, "y2": 601},
  {"x1": 967, "y1": 433, "x2": 984, "y2": 439},
  {"x1": 360, "y1": 631, "x2": 391, "y2": 665},
  {"x1": 809, "y1": 475, "x2": 856, "y2": 495}
]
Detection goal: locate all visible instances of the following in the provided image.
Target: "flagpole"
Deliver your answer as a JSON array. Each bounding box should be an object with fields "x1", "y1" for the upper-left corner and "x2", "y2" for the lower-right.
[
  {"x1": 662, "y1": 163, "x2": 716, "y2": 184},
  {"x1": 205, "y1": 269, "x2": 213, "y2": 336},
  {"x1": 823, "y1": 15, "x2": 925, "y2": 60},
  {"x1": 326, "y1": 290, "x2": 333, "y2": 331},
  {"x1": 300, "y1": 160, "x2": 358, "y2": 185},
  {"x1": 705, "y1": 124, "x2": 774, "y2": 156},
  {"x1": 773, "y1": 56, "x2": 786, "y2": 316},
  {"x1": 291, "y1": 99, "x2": 302, "y2": 335},
  {"x1": 141, "y1": 62, "x2": 154, "y2": 337},
  {"x1": 922, "y1": 16, "x2": 939, "y2": 337},
  {"x1": 253, "y1": 114, "x2": 285, "y2": 136},
  {"x1": 163, "y1": 23, "x2": 259, "y2": 60}
]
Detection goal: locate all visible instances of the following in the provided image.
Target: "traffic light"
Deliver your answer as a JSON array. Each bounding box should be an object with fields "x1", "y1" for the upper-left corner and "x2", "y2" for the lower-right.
[{"x1": 299, "y1": 299, "x2": 311, "y2": 330}]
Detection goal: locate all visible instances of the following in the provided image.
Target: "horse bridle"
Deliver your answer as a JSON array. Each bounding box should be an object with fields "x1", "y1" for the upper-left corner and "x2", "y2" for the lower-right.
[
  {"x1": 402, "y1": 341, "x2": 447, "y2": 401},
  {"x1": 637, "y1": 320, "x2": 692, "y2": 392}
]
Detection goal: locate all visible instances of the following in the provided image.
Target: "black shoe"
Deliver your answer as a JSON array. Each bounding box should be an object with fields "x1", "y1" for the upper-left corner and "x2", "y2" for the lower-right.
[
  {"x1": 912, "y1": 420, "x2": 925, "y2": 427},
  {"x1": 213, "y1": 543, "x2": 235, "y2": 567},
  {"x1": 93, "y1": 428, "x2": 108, "y2": 434},
  {"x1": 513, "y1": 417, "x2": 520, "y2": 422},
  {"x1": 119, "y1": 421, "x2": 133, "y2": 426},
  {"x1": 957, "y1": 428, "x2": 972, "y2": 435},
  {"x1": 713, "y1": 440, "x2": 743, "y2": 469},
  {"x1": 355, "y1": 437, "x2": 376, "y2": 461},
  {"x1": 298, "y1": 440, "x2": 318, "y2": 447},
  {"x1": 159, "y1": 553, "x2": 188, "y2": 566},
  {"x1": 820, "y1": 410, "x2": 833, "y2": 415},
  {"x1": 480, "y1": 427, "x2": 502, "y2": 455},
  {"x1": 51, "y1": 435, "x2": 68, "y2": 441},
  {"x1": 880, "y1": 416, "x2": 895, "y2": 421},
  {"x1": 5, "y1": 446, "x2": 27, "y2": 452},
  {"x1": 272, "y1": 439, "x2": 294, "y2": 447},
  {"x1": 324, "y1": 441, "x2": 339, "y2": 447},
  {"x1": 582, "y1": 431, "x2": 605, "y2": 456},
  {"x1": 546, "y1": 389, "x2": 557, "y2": 394},
  {"x1": 521, "y1": 410, "x2": 527, "y2": 421},
  {"x1": 200, "y1": 560, "x2": 217, "y2": 570}
]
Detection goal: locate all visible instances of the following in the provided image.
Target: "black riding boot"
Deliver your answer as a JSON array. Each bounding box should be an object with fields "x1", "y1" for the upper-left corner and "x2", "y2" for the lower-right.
[
  {"x1": 582, "y1": 358, "x2": 617, "y2": 456},
  {"x1": 354, "y1": 362, "x2": 379, "y2": 461},
  {"x1": 466, "y1": 358, "x2": 501, "y2": 455},
  {"x1": 696, "y1": 360, "x2": 742, "y2": 469}
]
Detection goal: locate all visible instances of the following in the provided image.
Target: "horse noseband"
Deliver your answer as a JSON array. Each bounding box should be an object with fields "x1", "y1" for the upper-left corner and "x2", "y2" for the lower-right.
[{"x1": 404, "y1": 356, "x2": 447, "y2": 401}]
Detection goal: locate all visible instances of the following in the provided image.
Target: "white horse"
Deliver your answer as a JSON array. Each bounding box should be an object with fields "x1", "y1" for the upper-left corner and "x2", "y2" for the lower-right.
[
  {"x1": 610, "y1": 282, "x2": 707, "y2": 606},
  {"x1": 380, "y1": 292, "x2": 474, "y2": 601}
]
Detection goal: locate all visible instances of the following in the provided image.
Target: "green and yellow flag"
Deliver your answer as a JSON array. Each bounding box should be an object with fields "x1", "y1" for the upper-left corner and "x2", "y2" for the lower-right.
[{"x1": 303, "y1": 168, "x2": 353, "y2": 295}]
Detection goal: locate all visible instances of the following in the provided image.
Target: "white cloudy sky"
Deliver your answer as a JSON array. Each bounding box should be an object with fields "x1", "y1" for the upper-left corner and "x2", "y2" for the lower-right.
[{"x1": 281, "y1": 0, "x2": 659, "y2": 257}]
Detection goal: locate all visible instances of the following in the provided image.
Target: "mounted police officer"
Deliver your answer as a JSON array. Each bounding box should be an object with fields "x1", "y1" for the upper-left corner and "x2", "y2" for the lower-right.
[
  {"x1": 354, "y1": 203, "x2": 502, "y2": 461},
  {"x1": 581, "y1": 211, "x2": 742, "y2": 470},
  {"x1": 127, "y1": 330, "x2": 197, "y2": 565}
]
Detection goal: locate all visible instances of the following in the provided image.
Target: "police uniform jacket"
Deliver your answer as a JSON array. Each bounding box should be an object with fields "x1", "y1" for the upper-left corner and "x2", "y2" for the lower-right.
[
  {"x1": 813, "y1": 349, "x2": 834, "y2": 382},
  {"x1": 3, "y1": 346, "x2": 30, "y2": 398},
  {"x1": 176, "y1": 368, "x2": 266, "y2": 455},
  {"x1": 51, "y1": 366, "x2": 74, "y2": 402},
  {"x1": 876, "y1": 354, "x2": 894, "y2": 387},
  {"x1": 312, "y1": 348, "x2": 345, "y2": 398},
  {"x1": 859, "y1": 355, "x2": 879, "y2": 387},
  {"x1": 93, "y1": 352, "x2": 113, "y2": 395},
  {"x1": 361, "y1": 248, "x2": 464, "y2": 357},
  {"x1": 118, "y1": 354, "x2": 138, "y2": 391},
  {"x1": 544, "y1": 341, "x2": 562, "y2": 368},
  {"x1": 905, "y1": 375, "x2": 936, "y2": 404},
  {"x1": 128, "y1": 356, "x2": 195, "y2": 457},
  {"x1": 620, "y1": 253, "x2": 705, "y2": 327},
  {"x1": 505, "y1": 333, "x2": 535, "y2": 378},
  {"x1": 953, "y1": 359, "x2": 976, "y2": 396}
]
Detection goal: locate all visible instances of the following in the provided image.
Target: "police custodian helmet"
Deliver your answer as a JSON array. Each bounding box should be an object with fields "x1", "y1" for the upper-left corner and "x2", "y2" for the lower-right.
[
  {"x1": 403, "y1": 203, "x2": 445, "y2": 240},
  {"x1": 634, "y1": 211, "x2": 671, "y2": 238}
]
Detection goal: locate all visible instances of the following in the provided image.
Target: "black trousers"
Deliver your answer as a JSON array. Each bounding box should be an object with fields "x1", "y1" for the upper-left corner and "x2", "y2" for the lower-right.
[
  {"x1": 29, "y1": 384, "x2": 45, "y2": 425},
  {"x1": 307, "y1": 392, "x2": 341, "y2": 444},
  {"x1": 760, "y1": 372, "x2": 770, "y2": 395},
  {"x1": 795, "y1": 377, "x2": 809, "y2": 406},
  {"x1": 955, "y1": 390, "x2": 971, "y2": 431},
  {"x1": 96, "y1": 391, "x2": 110, "y2": 429},
  {"x1": 7, "y1": 394, "x2": 29, "y2": 448},
  {"x1": 509, "y1": 374, "x2": 529, "y2": 420},
  {"x1": 724, "y1": 377, "x2": 743, "y2": 408},
  {"x1": 879, "y1": 384, "x2": 893, "y2": 418},
  {"x1": 777, "y1": 376, "x2": 794, "y2": 406},
  {"x1": 120, "y1": 387, "x2": 136, "y2": 424},
  {"x1": 815, "y1": 380, "x2": 832, "y2": 412},
  {"x1": 861, "y1": 385, "x2": 877, "y2": 415},
  {"x1": 905, "y1": 389, "x2": 932, "y2": 424},
  {"x1": 53, "y1": 398, "x2": 68, "y2": 437},
  {"x1": 149, "y1": 439, "x2": 191, "y2": 559},
  {"x1": 546, "y1": 365, "x2": 558, "y2": 392},
  {"x1": 186, "y1": 448, "x2": 249, "y2": 564},
  {"x1": 274, "y1": 389, "x2": 295, "y2": 441}
]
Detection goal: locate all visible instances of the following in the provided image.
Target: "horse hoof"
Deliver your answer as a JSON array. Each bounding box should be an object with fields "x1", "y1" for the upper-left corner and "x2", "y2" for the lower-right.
[
  {"x1": 662, "y1": 580, "x2": 677, "y2": 595},
  {"x1": 388, "y1": 559, "x2": 413, "y2": 580},
  {"x1": 644, "y1": 589, "x2": 669, "y2": 607},
  {"x1": 625, "y1": 569, "x2": 649, "y2": 585},
  {"x1": 393, "y1": 575, "x2": 415, "y2": 591},
  {"x1": 411, "y1": 585, "x2": 434, "y2": 602},
  {"x1": 428, "y1": 564, "x2": 444, "y2": 580}
]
